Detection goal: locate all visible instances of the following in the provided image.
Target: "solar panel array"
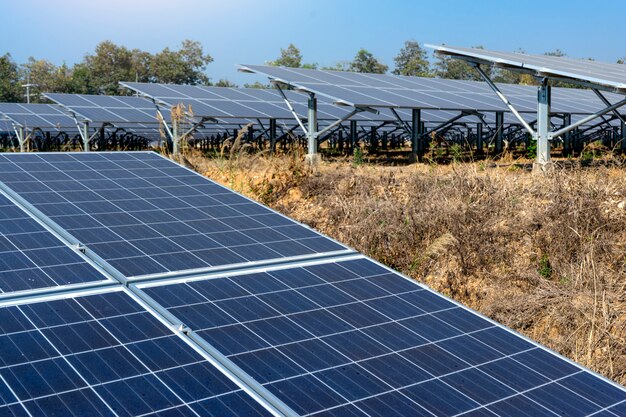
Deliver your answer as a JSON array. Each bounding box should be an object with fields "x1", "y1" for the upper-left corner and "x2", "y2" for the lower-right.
[
  {"x1": 44, "y1": 93, "x2": 168, "y2": 125},
  {"x1": 0, "y1": 190, "x2": 111, "y2": 296},
  {"x1": 120, "y1": 82, "x2": 396, "y2": 125},
  {"x1": 0, "y1": 289, "x2": 275, "y2": 416},
  {"x1": 428, "y1": 45, "x2": 626, "y2": 93},
  {"x1": 0, "y1": 152, "x2": 350, "y2": 279},
  {"x1": 0, "y1": 151, "x2": 624, "y2": 416},
  {"x1": 138, "y1": 257, "x2": 626, "y2": 417},
  {"x1": 0, "y1": 103, "x2": 78, "y2": 131},
  {"x1": 238, "y1": 65, "x2": 626, "y2": 114}
]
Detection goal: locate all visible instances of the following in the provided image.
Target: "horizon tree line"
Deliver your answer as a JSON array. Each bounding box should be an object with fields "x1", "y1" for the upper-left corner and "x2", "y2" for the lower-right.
[{"x1": 1, "y1": 40, "x2": 623, "y2": 102}]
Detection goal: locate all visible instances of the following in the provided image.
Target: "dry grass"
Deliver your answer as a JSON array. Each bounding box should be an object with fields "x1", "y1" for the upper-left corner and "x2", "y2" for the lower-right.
[{"x1": 186, "y1": 150, "x2": 626, "y2": 384}]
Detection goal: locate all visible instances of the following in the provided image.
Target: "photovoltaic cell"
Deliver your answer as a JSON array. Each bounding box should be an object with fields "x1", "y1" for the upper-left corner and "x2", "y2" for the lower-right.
[
  {"x1": 120, "y1": 82, "x2": 396, "y2": 124},
  {"x1": 0, "y1": 289, "x2": 273, "y2": 416},
  {"x1": 0, "y1": 190, "x2": 111, "y2": 295},
  {"x1": 0, "y1": 152, "x2": 350, "y2": 279},
  {"x1": 239, "y1": 64, "x2": 626, "y2": 114},
  {"x1": 0, "y1": 103, "x2": 77, "y2": 131},
  {"x1": 139, "y1": 257, "x2": 626, "y2": 416},
  {"x1": 428, "y1": 44, "x2": 626, "y2": 93}
]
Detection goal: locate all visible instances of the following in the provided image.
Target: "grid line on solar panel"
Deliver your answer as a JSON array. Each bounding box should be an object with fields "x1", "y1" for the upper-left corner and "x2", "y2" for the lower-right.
[
  {"x1": 0, "y1": 287, "x2": 277, "y2": 417},
  {"x1": 0, "y1": 103, "x2": 78, "y2": 131},
  {"x1": 238, "y1": 64, "x2": 626, "y2": 115},
  {"x1": 44, "y1": 93, "x2": 169, "y2": 129},
  {"x1": 137, "y1": 256, "x2": 626, "y2": 417},
  {"x1": 0, "y1": 152, "x2": 351, "y2": 280},
  {"x1": 428, "y1": 45, "x2": 626, "y2": 92},
  {"x1": 120, "y1": 82, "x2": 397, "y2": 124},
  {"x1": 0, "y1": 189, "x2": 113, "y2": 296}
]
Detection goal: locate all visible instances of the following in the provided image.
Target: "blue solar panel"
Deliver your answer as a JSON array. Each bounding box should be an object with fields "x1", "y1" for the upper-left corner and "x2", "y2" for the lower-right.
[
  {"x1": 0, "y1": 191, "x2": 111, "y2": 296},
  {"x1": 0, "y1": 289, "x2": 275, "y2": 416},
  {"x1": 0, "y1": 152, "x2": 350, "y2": 279},
  {"x1": 138, "y1": 257, "x2": 626, "y2": 416}
]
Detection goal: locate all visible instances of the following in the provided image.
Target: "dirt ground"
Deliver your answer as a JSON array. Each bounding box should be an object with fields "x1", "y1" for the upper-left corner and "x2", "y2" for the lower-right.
[{"x1": 183, "y1": 149, "x2": 626, "y2": 385}]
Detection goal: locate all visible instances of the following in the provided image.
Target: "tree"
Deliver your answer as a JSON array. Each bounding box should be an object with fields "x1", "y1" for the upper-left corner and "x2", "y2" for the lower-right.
[
  {"x1": 392, "y1": 41, "x2": 431, "y2": 77},
  {"x1": 618, "y1": 57, "x2": 626, "y2": 65},
  {"x1": 349, "y1": 49, "x2": 388, "y2": 74},
  {"x1": 19, "y1": 58, "x2": 76, "y2": 101},
  {"x1": 215, "y1": 79, "x2": 237, "y2": 87},
  {"x1": 321, "y1": 61, "x2": 350, "y2": 71},
  {"x1": 433, "y1": 45, "x2": 488, "y2": 81},
  {"x1": 82, "y1": 41, "x2": 136, "y2": 94},
  {"x1": 243, "y1": 81, "x2": 269, "y2": 89},
  {"x1": 0, "y1": 53, "x2": 20, "y2": 102},
  {"x1": 269, "y1": 44, "x2": 302, "y2": 68},
  {"x1": 269, "y1": 44, "x2": 317, "y2": 69},
  {"x1": 151, "y1": 40, "x2": 212, "y2": 85}
]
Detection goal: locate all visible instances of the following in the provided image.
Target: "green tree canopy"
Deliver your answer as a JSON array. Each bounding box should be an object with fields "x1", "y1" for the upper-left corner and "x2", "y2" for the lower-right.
[
  {"x1": 269, "y1": 44, "x2": 317, "y2": 69},
  {"x1": 349, "y1": 49, "x2": 388, "y2": 74},
  {"x1": 392, "y1": 41, "x2": 431, "y2": 77},
  {"x1": 0, "y1": 53, "x2": 21, "y2": 102},
  {"x1": 20, "y1": 58, "x2": 76, "y2": 101},
  {"x1": 150, "y1": 40, "x2": 212, "y2": 85},
  {"x1": 433, "y1": 45, "x2": 489, "y2": 81},
  {"x1": 215, "y1": 78, "x2": 237, "y2": 87},
  {"x1": 269, "y1": 44, "x2": 302, "y2": 68}
]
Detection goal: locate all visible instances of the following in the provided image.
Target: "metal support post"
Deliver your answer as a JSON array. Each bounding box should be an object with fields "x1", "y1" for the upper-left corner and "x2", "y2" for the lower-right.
[
  {"x1": 622, "y1": 120, "x2": 626, "y2": 153},
  {"x1": 562, "y1": 114, "x2": 572, "y2": 156},
  {"x1": 83, "y1": 122, "x2": 90, "y2": 152},
  {"x1": 305, "y1": 94, "x2": 319, "y2": 165},
  {"x1": 269, "y1": 118, "x2": 277, "y2": 154},
  {"x1": 17, "y1": 127, "x2": 25, "y2": 152},
  {"x1": 410, "y1": 108, "x2": 421, "y2": 162},
  {"x1": 476, "y1": 123, "x2": 483, "y2": 152},
  {"x1": 534, "y1": 79, "x2": 552, "y2": 171},
  {"x1": 172, "y1": 119, "x2": 179, "y2": 156},
  {"x1": 338, "y1": 130, "x2": 344, "y2": 152},
  {"x1": 349, "y1": 120, "x2": 357, "y2": 155},
  {"x1": 495, "y1": 111, "x2": 504, "y2": 154},
  {"x1": 369, "y1": 126, "x2": 377, "y2": 153},
  {"x1": 247, "y1": 124, "x2": 254, "y2": 145}
]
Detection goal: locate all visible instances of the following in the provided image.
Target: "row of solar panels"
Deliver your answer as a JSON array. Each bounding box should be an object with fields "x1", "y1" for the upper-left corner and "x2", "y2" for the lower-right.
[
  {"x1": 1, "y1": 75, "x2": 623, "y2": 139},
  {"x1": 0, "y1": 151, "x2": 624, "y2": 416}
]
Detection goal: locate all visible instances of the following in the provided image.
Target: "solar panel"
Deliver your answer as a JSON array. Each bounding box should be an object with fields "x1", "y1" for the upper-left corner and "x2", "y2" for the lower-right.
[
  {"x1": 0, "y1": 288, "x2": 277, "y2": 416},
  {"x1": 120, "y1": 82, "x2": 395, "y2": 124},
  {"x1": 44, "y1": 94, "x2": 164, "y2": 125},
  {"x1": 0, "y1": 152, "x2": 351, "y2": 279},
  {"x1": 0, "y1": 188, "x2": 112, "y2": 296},
  {"x1": 137, "y1": 256, "x2": 626, "y2": 416},
  {"x1": 239, "y1": 65, "x2": 626, "y2": 115},
  {"x1": 0, "y1": 103, "x2": 77, "y2": 131},
  {"x1": 428, "y1": 44, "x2": 626, "y2": 93}
]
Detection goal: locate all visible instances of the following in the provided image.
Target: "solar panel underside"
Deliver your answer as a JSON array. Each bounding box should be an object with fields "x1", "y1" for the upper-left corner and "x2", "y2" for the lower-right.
[
  {"x1": 0, "y1": 152, "x2": 349, "y2": 279},
  {"x1": 0, "y1": 289, "x2": 273, "y2": 416},
  {"x1": 139, "y1": 257, "x2": 626, "y2": 417},
  {"x1": 0, "y1": 190, "x2": 111, "y2": 295}
]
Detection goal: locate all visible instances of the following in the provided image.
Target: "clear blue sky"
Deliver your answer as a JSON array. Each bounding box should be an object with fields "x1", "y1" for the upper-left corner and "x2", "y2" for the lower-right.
[{"x1": 2, "y1": 0, "x2": 625, "y2": 85}]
